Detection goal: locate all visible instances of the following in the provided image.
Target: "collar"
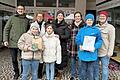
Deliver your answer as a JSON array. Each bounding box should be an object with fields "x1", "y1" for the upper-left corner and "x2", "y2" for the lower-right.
[
  {"x1": 45, "y1": 32, "x2": 54, "y2": 38},
  {"x1": 98, "y1": 21, "x2": 108, "y2": 29}
]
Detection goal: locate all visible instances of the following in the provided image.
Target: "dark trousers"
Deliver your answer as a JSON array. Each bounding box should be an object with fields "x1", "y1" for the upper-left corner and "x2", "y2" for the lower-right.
[
  {"x1": 38, "y1": 63, "x2": 44, "y2": 79},
  {"x1": 10, "y1": 48, "x2": 21, "y2": 76}
]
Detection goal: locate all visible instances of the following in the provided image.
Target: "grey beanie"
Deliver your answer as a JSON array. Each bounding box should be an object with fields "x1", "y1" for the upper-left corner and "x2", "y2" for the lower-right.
[{"x1": 30, "y1": 22, "x2": 40, "y2": 32}]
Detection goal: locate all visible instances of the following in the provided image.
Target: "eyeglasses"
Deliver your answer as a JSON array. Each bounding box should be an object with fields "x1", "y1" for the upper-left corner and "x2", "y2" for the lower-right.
[{"x1": 17, "y1": 8, "x2": 24, "y2": 10}]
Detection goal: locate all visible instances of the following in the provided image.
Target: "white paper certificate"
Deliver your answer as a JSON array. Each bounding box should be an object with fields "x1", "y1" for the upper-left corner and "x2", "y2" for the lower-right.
[{"x1": 82, "y1": 36, "x2": 96, "y2": 51}]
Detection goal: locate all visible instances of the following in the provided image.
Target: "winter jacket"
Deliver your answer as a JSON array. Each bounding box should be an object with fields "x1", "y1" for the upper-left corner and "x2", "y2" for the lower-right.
[
  {"x1": 17, "y1": 30, "x2": 43, "y2": 60},
  {"x1": 34, "y1": 21, "x2": 46, "y2": 36},
  {"x1": 69, "y1": 20, "x2": 84, "y2": 56},
  {"x1": 42, "y1": 32, "x2": 61, "y2": 64},
  {"x1": 76, "y1": 25, "x2": 103, "y2": 61},
  {"x1": 52, "y1": 19, "x2": 70, "y2": 68},
  {"x1": 97, "y1": 22, "x2": 115, "y2": 57},
  {"x1": 52, "y1": 19, "x2": 70, "y2": 42},
  {"x1": 3, "y1": 14, "x2": 29, "y2": 48}
]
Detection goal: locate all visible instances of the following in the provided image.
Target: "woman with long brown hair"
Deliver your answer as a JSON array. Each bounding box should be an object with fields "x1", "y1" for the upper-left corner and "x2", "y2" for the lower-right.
[{"x1": 69, "y1": 11, "x2": 84, "y2": 80}]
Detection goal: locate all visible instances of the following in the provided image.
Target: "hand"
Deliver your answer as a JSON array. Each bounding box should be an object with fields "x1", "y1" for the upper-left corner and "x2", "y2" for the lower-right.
[
  {"x1": 107, "y1": 53, "x2": 113, "y2": 57},
  {"x1": 79, "y1": 45, "x2": 83, "y2": 51},
  {"x1": 88, "y1": 47, "x2": 95, "y2": 52},
  {"x1": 27, "y1": 46, "x2": 33, "y2": 51},
  {"x1": 4, "y1": 41, "x2": 9, "y2": 47},
  {"x1": 56, "y1": 61, "x2": 61, "y2": 64}
]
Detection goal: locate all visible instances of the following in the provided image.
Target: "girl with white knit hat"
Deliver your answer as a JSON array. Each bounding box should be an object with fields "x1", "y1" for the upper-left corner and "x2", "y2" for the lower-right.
[{"x1": 18, "y1": 22, "x2": 44, "y2": 80}]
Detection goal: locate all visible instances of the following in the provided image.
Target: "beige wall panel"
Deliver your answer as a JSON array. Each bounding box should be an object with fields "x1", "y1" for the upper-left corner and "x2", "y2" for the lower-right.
[
  {"x1": 87, "y1": 2, "x2": 96, "y2": 10},
  {"x1": 75, "y1": 0, "x2": 86, "y2": 17}
]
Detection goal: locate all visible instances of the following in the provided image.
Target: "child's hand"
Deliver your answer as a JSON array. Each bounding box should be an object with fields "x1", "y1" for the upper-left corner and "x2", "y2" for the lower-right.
[
  {"x1": 79, "y1": 45, "x2": 83, "y2": 51},
  {"x1": 27, "y1": 46, "x2": 33, "y2": 51},
  {"x1": 87, "y1": 47, "x2": 95, "y2": 52}
]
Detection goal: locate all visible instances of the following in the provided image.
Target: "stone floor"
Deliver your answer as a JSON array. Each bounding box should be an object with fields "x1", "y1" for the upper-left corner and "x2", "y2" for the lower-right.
[
  {"x1": 0, "y1": 48, "x2": 15, "y2": 80},
  {"x1": 0, "y1": 48, "x2": 120, "y2": 80}
]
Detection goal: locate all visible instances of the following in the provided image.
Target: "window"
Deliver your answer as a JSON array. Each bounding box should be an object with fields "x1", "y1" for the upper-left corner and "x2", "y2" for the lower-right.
[
  {"x1": 36, "y1": 0, "x2": 56, "y2": 7},
  {"x1": 17, "y1": 0, "x2": 34, "y2": 6},
  {"x1": 59, "y1": 0, "x2": 75, "y2": 7}
]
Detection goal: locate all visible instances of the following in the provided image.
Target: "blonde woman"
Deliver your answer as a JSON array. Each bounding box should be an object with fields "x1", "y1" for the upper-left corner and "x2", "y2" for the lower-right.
[{"x1": 33, "y1": 11, "x2": 46, "y2": 79}]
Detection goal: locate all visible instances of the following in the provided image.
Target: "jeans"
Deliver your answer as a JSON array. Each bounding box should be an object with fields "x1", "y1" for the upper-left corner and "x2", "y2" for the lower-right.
[
  {"x1": 10, "y1": 48, "x2": 20, "y2": 76},
  {"x1": 46, "y1": 62, "x2": 55, "y2": 80},
  {"x1": 94, "y1": 55, "x2": 110, "y2": 80},
  {"x1": 22, "y1": 59, "x2": 39, "y2": 80},
  {"x1": 71, "y1": 55, "x2": 77, "y2": 79},
  {"x1": 79, "y1": 61, "x2": 95, "y2": 80},
  {"x1": 78, "y1": 60, "x2": 81, "y2": 80}
]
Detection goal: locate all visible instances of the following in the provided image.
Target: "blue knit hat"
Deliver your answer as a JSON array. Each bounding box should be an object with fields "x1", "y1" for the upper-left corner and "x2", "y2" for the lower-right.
[{"x1": 85, "y1": 14, "x2": 94, "y2": 21}]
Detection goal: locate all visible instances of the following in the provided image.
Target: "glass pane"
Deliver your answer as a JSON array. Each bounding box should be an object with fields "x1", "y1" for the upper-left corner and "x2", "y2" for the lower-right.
[
  {"x1": 17, "y1": 0, "x2": 34, "y2": 6},
  {"x1": 59, "y1": 0, "x2": 75, "y2": 7},
  {"x1": 36, "y1": 0, "x2": 56, "y2": 7}
]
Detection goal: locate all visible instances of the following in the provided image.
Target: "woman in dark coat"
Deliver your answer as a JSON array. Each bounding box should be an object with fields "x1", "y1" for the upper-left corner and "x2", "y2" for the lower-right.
[{"x1": 52, "y1": 10, "x2": 70, "y2": 78}]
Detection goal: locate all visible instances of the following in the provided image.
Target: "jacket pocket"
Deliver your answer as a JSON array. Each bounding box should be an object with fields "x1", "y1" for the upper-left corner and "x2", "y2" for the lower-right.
[{"x1": 101, "y1": 30, "x2": 108, "y2": 39}]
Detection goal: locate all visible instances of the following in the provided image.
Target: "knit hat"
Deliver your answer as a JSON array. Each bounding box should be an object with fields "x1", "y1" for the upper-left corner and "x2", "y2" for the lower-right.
[
  {"x1": 99, "y1": 11, "x2": 109, "y2": 18},
  {"x1": 30, "y1": 22, "x2": 40, "y2": 32},
  {"x1": 85, "y1": 14, "x2": 94, "y2": 21},
  {"x1": 56, "y1": 10, "x2": 64, "y2": 17}
]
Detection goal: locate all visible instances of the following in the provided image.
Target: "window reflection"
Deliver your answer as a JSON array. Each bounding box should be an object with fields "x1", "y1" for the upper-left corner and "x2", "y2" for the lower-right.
[
  {"x1": 36, "y1": 0, "x2": 56, "y2": 7},
  {"x1": 59, "y1": 0, "x2": 75, "y2": 7},
  {"x1": 17, "y1": 0, "x2": 34, "y2": 6}
]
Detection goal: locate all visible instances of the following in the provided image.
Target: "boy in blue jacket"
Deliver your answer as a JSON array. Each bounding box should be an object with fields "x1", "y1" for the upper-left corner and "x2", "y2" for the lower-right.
[{"x1": 75, "y1": 14, "x2": 102, "y2": 80}]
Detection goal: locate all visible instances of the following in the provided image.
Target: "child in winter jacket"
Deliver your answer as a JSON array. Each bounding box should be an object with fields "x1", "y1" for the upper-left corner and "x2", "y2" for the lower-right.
[
  {"x1": 75, "y1": 14, "x2": 102, "y2": 80},
  {"x1": 42, "y1": 23, "x2": 61, "y2": 80},
  {"x1": 18, "y1": 22, "x2": 44, "y2": 80}
]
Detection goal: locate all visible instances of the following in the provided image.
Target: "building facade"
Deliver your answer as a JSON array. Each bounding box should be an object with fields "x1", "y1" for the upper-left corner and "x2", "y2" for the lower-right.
[
  {"x1": 0, "y1": 0, "x2": 96, "y2": 47},
  {"x1": 0, "y1": 0, "x2": 15, "y2": 47},
  {"x1": 17, "y1": 0, "x2": 96, "y2": 18}
]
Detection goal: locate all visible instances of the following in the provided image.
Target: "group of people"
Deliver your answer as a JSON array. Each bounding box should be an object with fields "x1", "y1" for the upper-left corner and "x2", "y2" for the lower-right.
[{"x1": 3, "y1": 4, "x2": 115, "y2": 80}]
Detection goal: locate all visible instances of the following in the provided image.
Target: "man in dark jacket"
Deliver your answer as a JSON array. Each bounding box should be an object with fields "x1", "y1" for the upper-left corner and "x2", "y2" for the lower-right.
[
  {"x1": 3, "y1": 5, "x2": 29, "y2": 80},
  {"x1": 52, "y1": 10, "x2": 70, "y2": 79}
]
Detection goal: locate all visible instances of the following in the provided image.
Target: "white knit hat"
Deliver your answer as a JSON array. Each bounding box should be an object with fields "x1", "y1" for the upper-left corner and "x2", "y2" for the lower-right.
[{"x1": 30, "y1": 22, "x2": 40, "y2": 32}]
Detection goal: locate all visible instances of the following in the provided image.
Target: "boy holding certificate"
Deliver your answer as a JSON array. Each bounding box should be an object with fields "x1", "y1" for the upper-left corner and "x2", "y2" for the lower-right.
[{"x1": 76, "y1": 14, "x2": 102, "y2": 80}]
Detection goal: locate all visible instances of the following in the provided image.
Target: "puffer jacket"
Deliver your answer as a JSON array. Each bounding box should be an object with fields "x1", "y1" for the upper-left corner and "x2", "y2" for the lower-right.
[
  {"x1": 17, "y1": 30, "x2": 43, "y2": 60},
  {"x1": 34, "y1": 21, "x2": 46, "y2": 36},
  {"x1": 42, "y1": 32, "x2": 61, "y2": 64}
]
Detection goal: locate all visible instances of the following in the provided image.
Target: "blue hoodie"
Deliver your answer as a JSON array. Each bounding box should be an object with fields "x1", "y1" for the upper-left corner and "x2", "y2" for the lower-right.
[{"x1": 75, "y1": 14, "x2": 102, "y2": 61}]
